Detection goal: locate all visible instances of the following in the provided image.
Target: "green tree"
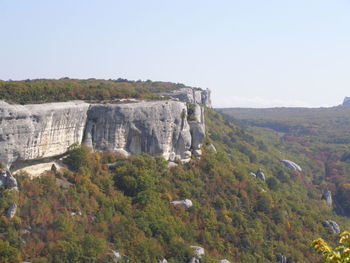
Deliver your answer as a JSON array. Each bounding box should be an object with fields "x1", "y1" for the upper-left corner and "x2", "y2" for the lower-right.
[{"x1": 0, "y1": 240, "x2": 21, "y2": 263}]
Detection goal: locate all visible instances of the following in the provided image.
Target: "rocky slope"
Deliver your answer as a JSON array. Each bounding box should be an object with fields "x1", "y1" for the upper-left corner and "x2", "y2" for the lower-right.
[{"x1": 0, "y1": 88, "x2": 208, "y2": 168}]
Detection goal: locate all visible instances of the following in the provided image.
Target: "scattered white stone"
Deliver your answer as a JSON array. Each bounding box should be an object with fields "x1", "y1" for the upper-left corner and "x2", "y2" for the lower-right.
[
  {"x1": 168, "y1": 162, "x2": 178, "y2": 168},
  {"x1": 219, "y1": 260, "x2": 230, "y2": 263},
  {"x1": 171, "y1": 199, "x2": 193, "y2": 208},
  {"x1": 158, "y1": 259, "x2": 168, "y2": 263}
]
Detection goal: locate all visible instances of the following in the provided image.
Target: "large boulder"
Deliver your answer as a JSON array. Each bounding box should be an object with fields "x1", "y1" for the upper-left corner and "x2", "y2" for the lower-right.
[
  {"x1": 189, "y1": 246, "x2": 204, "y2": 263},
  {"x1": 171, "y1": 199, "x2": 193, "y2": 208},
  {"x1": 281, "y1": 160, "x2": 302, "y2": 172},
  {"x1": 323, "y1": 220, "x2": 340, "y2": 234},
  {"x1": 190, "y1": 246, "x2": 204, "y2": 258}
]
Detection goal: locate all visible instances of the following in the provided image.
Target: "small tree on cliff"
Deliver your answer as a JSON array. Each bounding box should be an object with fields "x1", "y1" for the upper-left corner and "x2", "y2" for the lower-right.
[{"x1": 311, "y1": 231, "x2": 350, "y2": 262}]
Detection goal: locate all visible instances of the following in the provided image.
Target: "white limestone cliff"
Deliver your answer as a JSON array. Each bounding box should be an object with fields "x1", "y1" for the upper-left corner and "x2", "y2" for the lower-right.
[
  {"x1": 0, "y1": 100, "x2": 89, "y2": 167},
  {"x1": 0, "y1": 95, "x2": 208, "y2": 168}
]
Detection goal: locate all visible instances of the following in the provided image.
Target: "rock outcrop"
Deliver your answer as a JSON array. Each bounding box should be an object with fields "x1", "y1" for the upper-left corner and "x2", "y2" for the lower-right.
[
  {"x1": 323, "y1": 220, "x2": 340, "y2": 234},
  {"x1": 0, "y1": 170, "x2": 18, "y2": 191},
  {"x1": 165, "y1": 88, "x2": 212, "y2": 108},
  {"x1": 189, "y1": 246, "x2": 205, "y2": 263},
  {"x1": 281, "y1": 160, "x2": 302, "y2": 172},
  {"x1": 6, "y1": 203, "x2": 17, "y2": 219},
  {"x1": 322, "y1": 190, "x2": 333, "y2": 206},
  {"x1": 84, "y1": 101, "x2": 192, "y2": 161},
  {"x1": 219, "y1": 260, "x2": 230, "y2": 263},
  {"x1": 0, "y1": 100, "x2": 89, "y2": 167},
  {"x1": 188, "y1": 104, "x2": 205, "y2": 159},
  {"x1": 0, "y1": 95, "x2": 209, "y2": 168},
  {"x1": 171, "y1": 199, "x2": 193, "y2": 208}
]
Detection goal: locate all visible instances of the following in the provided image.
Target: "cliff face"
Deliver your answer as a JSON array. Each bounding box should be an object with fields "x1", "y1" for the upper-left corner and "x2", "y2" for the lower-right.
[
  {"x1": 165, "y1": 88, "x2": 212, "y2": 108},
  {"x1": 84, "y1": 101, "x2": 192, "y2": 161},
  {"x1": 0, "y1": 88, "x2": 209, "y2": 168},
  {"x1": 0, "y1": 101, "x2": 89, "y2": 167}
]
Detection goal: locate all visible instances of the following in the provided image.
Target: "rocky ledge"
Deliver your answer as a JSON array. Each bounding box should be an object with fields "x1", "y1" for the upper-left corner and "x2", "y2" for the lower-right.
[{"x1": 0, "y1": 88, "x2": 209, "y2": 168}]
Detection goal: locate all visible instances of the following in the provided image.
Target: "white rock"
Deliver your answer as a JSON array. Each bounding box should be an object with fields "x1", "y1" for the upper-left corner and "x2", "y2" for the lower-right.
[
  {"x1": 0, "y1": 100, "x2": 89, "y2": 166},
  {"x1": 190, "y1": 246, "x2": 205, "y2": 258},
  {"x1": 84, "y1": 101, "x2": 192, "y2": 162},
  {"x1": 219, "y1": 260, "x2": 231, "y2": 263},
  {"x1": 281, "y1": 160, "x2": 302, "y2": 172},
  {"x1": 168, "y1": 162, "x2": 178, "y2": 168},
  {"x1": 6, "y1": 203, "x2": 17, "y2": 219},
  {"x1": 171, "y1": 199, "x2": 193, "y2": 208}
]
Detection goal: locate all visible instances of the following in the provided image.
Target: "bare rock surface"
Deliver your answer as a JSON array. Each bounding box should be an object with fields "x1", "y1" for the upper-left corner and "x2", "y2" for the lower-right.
[
  {"x1": 6, "y1": 203, "x2": 17, "y2": 219},
  {"x1": 0, "y1": 100, "x2": 89, "y2": 167},
  {"x1": 1, "y1": 97, "x2": 207, "y2": 168},
  {"x1": 323, "y1": 220, "x2": 340, "y2": 234},
  {"x1": 165, "y1": 88, "x2": 212, "y2": 108},
  {"x1": 281, "y1": 160, "x2": 302, "y2": 172},
  {"x1": 84, "y1": 101, "x2": 192, "y2": 161},
  {"x1": 171, "y1": 199, "x2": 193, "y2": 208},
  {"x1": 322, "y1": 189, "x2": 333, "y2": 206}
]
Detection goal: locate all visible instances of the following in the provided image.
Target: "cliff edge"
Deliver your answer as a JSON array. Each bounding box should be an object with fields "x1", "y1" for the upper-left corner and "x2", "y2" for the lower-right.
[{"x1": 0, "y1": 88, "x2": 209, "y2": 168}]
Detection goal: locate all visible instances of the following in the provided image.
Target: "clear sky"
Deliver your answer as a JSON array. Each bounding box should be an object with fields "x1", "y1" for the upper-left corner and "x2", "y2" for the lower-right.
[{"x1": 1, "y1": 0, "x2": 350, "y2": 108}]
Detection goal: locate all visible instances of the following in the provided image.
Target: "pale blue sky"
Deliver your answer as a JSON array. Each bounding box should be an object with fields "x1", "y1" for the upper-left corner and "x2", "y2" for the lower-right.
[{"x1": 1, "y1": 0, "x2": 350, "y2": 107}]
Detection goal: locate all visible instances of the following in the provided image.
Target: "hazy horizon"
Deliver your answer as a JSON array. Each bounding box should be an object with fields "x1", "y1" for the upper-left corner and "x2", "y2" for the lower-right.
[{"x1": 2, "y1": 0, "x2": 350, "y2": 108}]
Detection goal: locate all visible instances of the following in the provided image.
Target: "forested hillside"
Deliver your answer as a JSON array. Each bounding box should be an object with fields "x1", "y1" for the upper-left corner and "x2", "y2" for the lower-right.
[
  {"x1": 1, "y1": 107, "x2": 347, "y2": 262},
  {"x1": 0, "y1": 78, "x2": 188, "y2": 104}
]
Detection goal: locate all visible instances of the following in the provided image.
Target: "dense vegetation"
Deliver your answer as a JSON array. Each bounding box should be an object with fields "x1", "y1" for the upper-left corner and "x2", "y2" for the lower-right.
[
  {"x1": 1, "y1": 108, "x2": 349, "y2": 262},
  {"x1": 0, "y1": 78, "x2": 189, "y2": 104},
  {"x1": 218, "y1": 107, "x2": 350, "y2": 216}
]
